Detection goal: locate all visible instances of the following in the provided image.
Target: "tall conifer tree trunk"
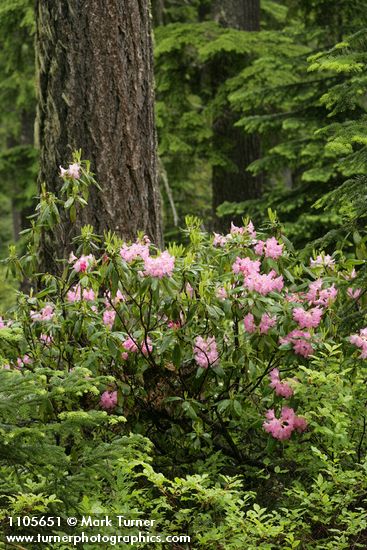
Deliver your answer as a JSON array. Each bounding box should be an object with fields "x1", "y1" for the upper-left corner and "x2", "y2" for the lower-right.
[
  {"x1": 212, "y1": 0, "x2": 262, "y2": 230},
  {"x1": 35, "y1": 0, "x2": 162, "y2": 271}
]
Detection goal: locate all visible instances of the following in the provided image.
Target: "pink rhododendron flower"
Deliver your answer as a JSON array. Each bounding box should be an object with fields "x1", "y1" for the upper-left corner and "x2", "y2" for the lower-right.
[
  {"x1": 68, "y1": 163, "x2": 81, "y2": 179},
  {"x1": 141, "y1": 337, "x2": 153, "y2": 356},
  {"x1": 254, "y1": 238, "x2": 283, "y2": 259},
  {"x1": 123, "y1": 337, "x2": 139, "y2": 353},
  {"x1": 40, "y1": 334, "x2": 53, "y2": 346},
  {"x1": 264, "y1": 237, "x2": 283, "y2": 260},
  {"x1": 66, "y1": 285, "x2": 95, "y2": 302},
  {"x1": 254, "y1": 240, "x2": 265, "y2": 255},
  {"x1": 103, "y1": 309, "x2": 116, "y2": 329},
  {"x1": 229, "y1": 221, "x2": 256, "y2": 239},
  {"x1": 263, "y1": 407, "x2": 307, "y2": 440},
  {"x1": 293, "y1": 415, "x2": 308, "y2": 433},
  {"x1": 306, "y1": 279, "x2": 337, "y2": 306},
  {"x1": 186, "y1": 283, "x2": 194, "y2": 298},
  {"x1": 293, "y1": 339, "x2": 313, "y2": 357},
  {"x1": 347, "y1": 287, "x2": 362, "y2": 300},
  {"x1": 263, "y1": 407, "x2": 295, "y2": 440},
  {"x1": 292, "y1": 306, "x2": 323, "y2": 329},
  {"x1": 100, "y1": 390, "x2": 118, "y2": 410},
  {"x1": 40, "y1": 304, "x2": 54, "y2": 321},
  {"x1": 305, "y1": 279, "x2": 322, "y2": 303},
  {"x1": 243, "y1": 313, "x2": 256, "y2": 333},
  {"x1": 30, "y1": 304, "x2": 54, "y2": 322},
  {"x1": 216, "y1": 287, "x2": 228, "y2": 300},
  {"x1": 269, "y1": 368, "x2": 294, "y2": 398},
  {"x1": 232, "y1": 256, "x2": 261, "y2": 276},
  {"x1": 230, "y1": 222, "x2": 245, "y2": 235},
  {"x1": 194, "y1": 336, "x2": 219, "y2": 368},
  {"x1": 213, "y1": 233, "x2": 227, "y2": 247},
  {"x1": 121, "y1": 352, "x2": 129, "y2": 360},
  {"x1": 72, "y1": 254, "x2": 95, "y2": 273},
  {"x1": 17, "y1": 354, "x2": 32, "y2": 369},
  {"x1": 67, "y1": 286, "x2": 81, "y2": 302},
  {"x1": 259, "y1": 313, "x2": 277, "y2": 334},
  {"x1": 83, "y1": 288, "x2": 95, "y2": 301},
  {"x1": 115, "y1": 289, "x2": 125, "y2": 302},
  {"x1": 244, "y1": 270, "x2": 284, "y2": 295},
  {"x1": 144, "y1": 251, "x2": 175, "y2": 278},
  {"x1": 0, "y1": 317, "x2": 6, "y2": 329},
  {"x1": 120, "y1": 242, "x2": 150, "y2": 262},
  {"x1": 104, "y1": 289, "x2": 125, "y2": 308},
  {"x1": 247, "y1": 220, "x2": 256, "y2": 239},
  {"x1": 122, "y1": 336, "x2": 152, "y2": 356},
  {"x1": 59, "y1": 163, "x2": 80, "y2": 179},
  {"x1": 280, "y1": 329, "x2": 314, "y2": 358},
  {"x1": 350, "y1": 328, "x2": 367, "y2": 359}
]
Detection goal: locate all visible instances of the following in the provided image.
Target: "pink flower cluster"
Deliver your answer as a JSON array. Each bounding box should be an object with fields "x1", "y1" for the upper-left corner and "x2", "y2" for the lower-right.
[
  {"x1": 59, "y1": 163, "x2": 80, "y2": 179},
  {"x1": 216, "y1": 287, "x2": 228, "y2": 300},
  {"x1": 123, "y1": 336, "x2": 153, "y2": 356},
  {"x1": 305, "y1": 279, "x2": 337, "y2": 307},
  {"x1": 263, "y1": 407, "x2": 307, "y2": 440},
  {"x1": 292, "y1": 306, "x2": 323, "y2": 329},
  {"x1": 104, "y1": 290, "x2": 125, "y2": 308},
  {"x1": 230, "y1": 221, "x2": 256, "y2": 238},
  {"x1": 30, "y1": 304, "x2": 54, "y2": 322},
  {"x1": 254, "y1": 237, "x2": 284, "y2": 260},
  {"x1": 246, "y1": 270, "x2": 284, "y2": 296},
  {"x1": 243, "y1": 313, "x2": 277, "y2": 334},
  {"x1": 16, "y1": 354, "x2": 32, "y2": 369},
  {"x1": 213, "y1": 233, "x2": 228, "y2": 247},
  {"x1": 269, "y1": 368, "x2": 293, "y2": 398},
  {"x1": 350, "y1": 328, "x2": 367, "y2": 359},
  {"x1": 143, "y1": 251, "x2": 175, "y2": 278},
  {"x1": 232, "y1": 256, "x2": 284, "y2": 295},
  {"x1": 194, "y1": 336, "x2": 219, "y2": 368},
  {"x1": 40, "y1": 334, "x2": 53, "y2": 346},
  {"x1": 123, "y1": 337, "x2": 138, "y2": 353},
  {"x1": 120, "y1": 242, "x2": 150, "y2": 262},
  {"x1": 280, "y1": 280, "x2": 338, "y2": 357},
  {"x1": 100, "y1": 390, "x2": 118, "y2": 410},
  {"x1": 280, "y1": 329, "x2": 314, "y2": 358},
  {"x1": 233, "y1": 256, "x2": 261, "y2": 276},
  {"x1": 213, "y1": 221, "x2": 256, "y2": 247},
  {"x1": 67, "y1": 285, "x2": 95, "y2": 302},
  {"x1": 103, "y1": 309, "x2": 116, "y2": 329},
  {"x1": 69, "y1": 253, "x2": 95, "y2": 273}
]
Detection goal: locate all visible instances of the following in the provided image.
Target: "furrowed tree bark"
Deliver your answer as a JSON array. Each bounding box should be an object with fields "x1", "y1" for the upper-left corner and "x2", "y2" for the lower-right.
[
  {"x1": 35, "y1": 0, "x2": 162, "y2": 273},
  {"x1": 212, "y1": 0, "x2": 263, "y2": 231}
]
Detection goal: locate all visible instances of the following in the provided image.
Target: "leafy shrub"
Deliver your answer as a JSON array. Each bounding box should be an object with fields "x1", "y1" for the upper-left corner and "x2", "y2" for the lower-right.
[{"x1": 1, "y1": 156, "x2": 367, "y2": 548}]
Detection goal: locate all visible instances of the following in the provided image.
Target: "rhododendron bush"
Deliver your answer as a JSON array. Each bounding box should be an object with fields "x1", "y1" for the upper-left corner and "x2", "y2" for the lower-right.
[{"x1": 1, "y1": 158, "x2": 367, "y2": 548}]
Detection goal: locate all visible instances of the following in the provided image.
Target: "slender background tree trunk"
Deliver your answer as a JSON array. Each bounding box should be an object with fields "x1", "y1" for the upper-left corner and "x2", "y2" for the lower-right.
[
  {"x1": 212, "y1": 0, "x2": 263, "y2": 230},
  {"x1": 35, "y1": 0, "x2": 162, "y2": 271}
]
